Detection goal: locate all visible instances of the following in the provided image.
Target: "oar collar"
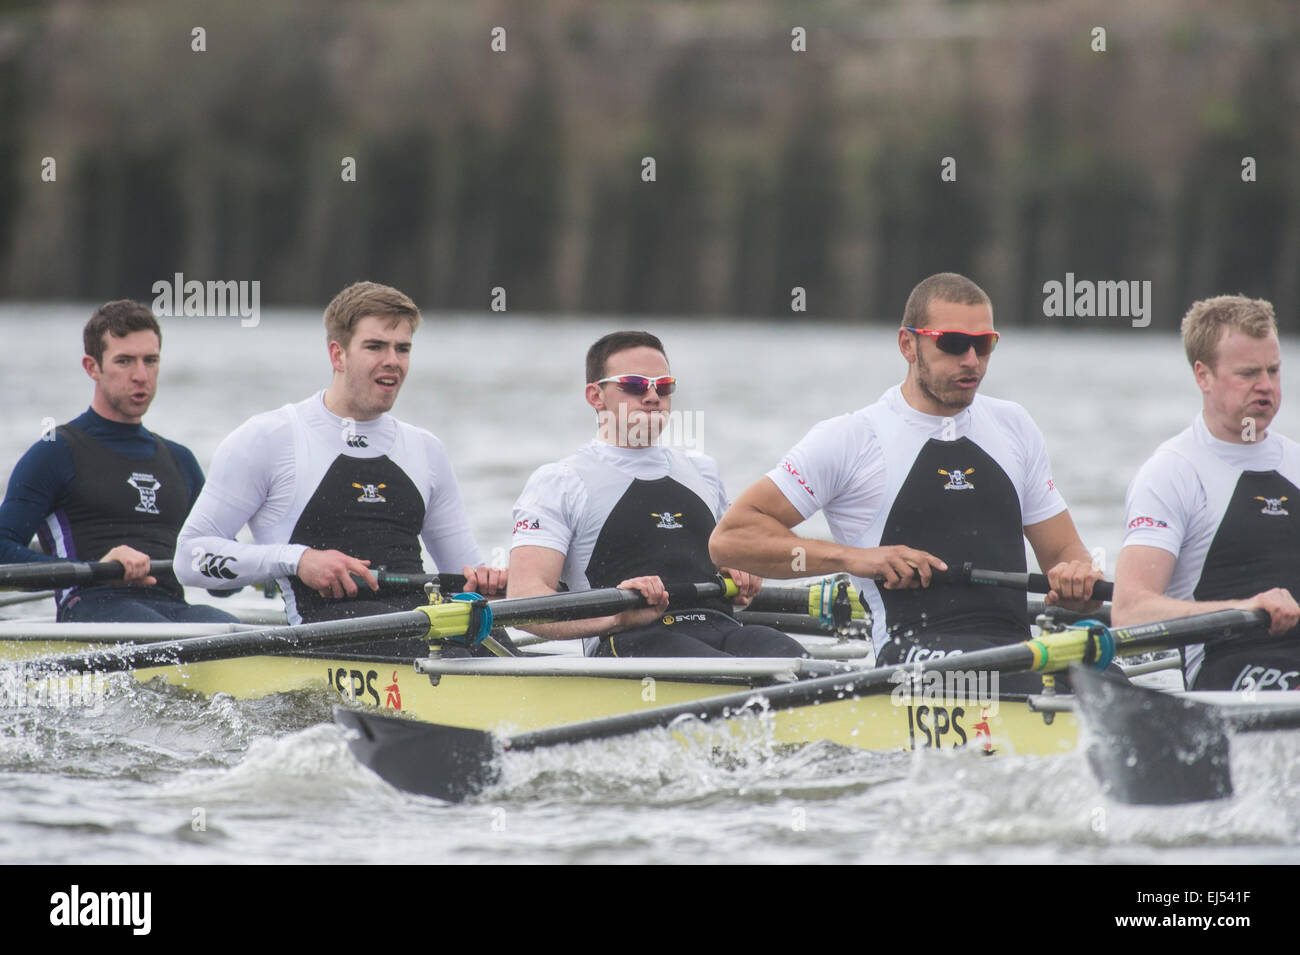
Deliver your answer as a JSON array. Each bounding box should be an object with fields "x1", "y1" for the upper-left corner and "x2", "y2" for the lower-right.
[
  {"x1": 419, "y1": 593, "x2": 494, "y2": 645},
  {"x1": 1027, "y1": 621, "x2": 1115, "y2": 673}
]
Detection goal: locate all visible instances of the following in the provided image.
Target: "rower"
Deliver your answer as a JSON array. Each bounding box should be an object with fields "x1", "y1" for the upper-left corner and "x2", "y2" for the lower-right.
[
  {"x1": 709, "y1": 273, "x2": 1104, "y2": 688},
  {"x1": 507, "y1": 331, "x2": 805, "y2": 657},
  {"x1": 1112, "y1": 295, "x2": 1300, "y2": 691},
  {"x1": 174, "y1": 281, "x2": 504, "y2": 628},
  {"x1": 0, "y1": 301, "x2": 237, "y2": 623}
]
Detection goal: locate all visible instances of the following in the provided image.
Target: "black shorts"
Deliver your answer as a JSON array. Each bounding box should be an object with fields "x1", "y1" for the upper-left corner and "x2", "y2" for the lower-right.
[
  {"x1": 1192, "y1": 638, "x2": 1300, "y2": 691},
  {"x1": 595, "y1": 609, "x2": 807, "y2": 658}
]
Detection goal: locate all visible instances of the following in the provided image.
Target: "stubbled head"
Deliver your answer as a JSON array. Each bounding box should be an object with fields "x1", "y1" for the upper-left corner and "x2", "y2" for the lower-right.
[
  {"x1": 901, "y1": 273, "x2": 992, "y2": 331},
  {"x1": 898, "y1": 273, "x2": 996, "y2": 414}
]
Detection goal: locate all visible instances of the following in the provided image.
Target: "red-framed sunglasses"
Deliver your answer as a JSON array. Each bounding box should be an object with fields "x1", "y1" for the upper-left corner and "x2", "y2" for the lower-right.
[
  {"x1": 594, "y1": 374, "x2": 677, "y2": 396},
  {"x1": 904, "y1": 327, "x2": 1000, "y2": 357}
]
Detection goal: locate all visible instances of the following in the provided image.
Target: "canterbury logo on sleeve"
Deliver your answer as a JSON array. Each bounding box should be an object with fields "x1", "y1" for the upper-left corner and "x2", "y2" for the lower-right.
[{"x1": 192, "y1": 550, "x2": 239, "y2": 579}]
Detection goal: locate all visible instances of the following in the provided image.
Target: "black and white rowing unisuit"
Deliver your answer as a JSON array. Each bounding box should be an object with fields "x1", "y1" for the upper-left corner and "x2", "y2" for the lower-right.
[
  {"x1": 510, "y1": 442, "x2": 802, "y2": 657},
  {"x1": 767, "y1": 386, "x2": 1067, "y2": 657},
  {"x1": 1123, "y1": 414, "x2": 1300, "y2": 689},
  {"x1": 176, "y1": 392, "x2": 483, "y2": 624}
]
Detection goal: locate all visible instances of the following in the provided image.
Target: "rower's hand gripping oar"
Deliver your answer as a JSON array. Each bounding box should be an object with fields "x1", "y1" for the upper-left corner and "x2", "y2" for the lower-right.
[
  {"x1": 735, "y1": 566, "x2": 1109, "y2": 638},
  {"x1": 786, "y1": 563, "x2": 1113, "y2": 613},
  {"x1": 16, "y1": 577, "x2": 741, "y2": 676},
  {"x1": 934, "y1": 562, "x2": 1114, "y2": 602},
  {"x1": 0, "y1": 558, "x2": 175, "y2": 592},
  {"x1": 334, "y1": 607, "x2": 1267, "y2": 802}
]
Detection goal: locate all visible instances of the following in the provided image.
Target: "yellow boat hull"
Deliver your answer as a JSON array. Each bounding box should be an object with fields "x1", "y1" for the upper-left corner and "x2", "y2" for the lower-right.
[{"x1": 2, "y1": 638, "x2": 1077, "y2": 756}]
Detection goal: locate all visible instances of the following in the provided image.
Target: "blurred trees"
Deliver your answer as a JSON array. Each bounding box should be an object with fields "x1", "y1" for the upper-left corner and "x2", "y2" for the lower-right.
[{"x1": 0, "y1": 0, "x2": 1295, "y2": 327}]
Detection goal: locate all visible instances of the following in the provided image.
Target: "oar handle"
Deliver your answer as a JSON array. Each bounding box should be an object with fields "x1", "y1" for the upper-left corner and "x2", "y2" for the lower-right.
[
  {"x1": 349, "y1": 571, "x2": 469, "y2": 592},
  {"x1": 0, "y1": 558, "x2": 174, "y2": 591},
  {"x1": 940, "y1": 563, "x2": 1114, "y2": 602}
]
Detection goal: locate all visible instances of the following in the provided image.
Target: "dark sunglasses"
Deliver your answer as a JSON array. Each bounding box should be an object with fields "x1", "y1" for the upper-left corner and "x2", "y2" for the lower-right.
[
  {"x1": 904, "y1": 327, "x2": 1000, "y2": 357},
  {"x1": 595, "y1": 374, "x2": 677, "y2": 396}
]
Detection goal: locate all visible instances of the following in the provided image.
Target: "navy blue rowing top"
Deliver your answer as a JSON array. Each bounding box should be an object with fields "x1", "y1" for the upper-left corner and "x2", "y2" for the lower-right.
[{"x1": 0, "y1": 408, "x2": 205, "y2": 568}]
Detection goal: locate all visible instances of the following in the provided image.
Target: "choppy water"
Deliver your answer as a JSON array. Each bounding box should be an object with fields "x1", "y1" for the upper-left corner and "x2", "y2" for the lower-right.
[{"x1": 3, "y1": 306, "x2": 1299, "y2": 866}]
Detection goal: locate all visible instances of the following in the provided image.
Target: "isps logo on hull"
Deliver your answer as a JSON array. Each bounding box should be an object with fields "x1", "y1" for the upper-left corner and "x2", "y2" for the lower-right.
[
  {"x1": 904, "y1": 704, "x2": 995, "y2": 753},
  {"x1": 327, "y1": 667, "x2": 404, "y2": 710}
]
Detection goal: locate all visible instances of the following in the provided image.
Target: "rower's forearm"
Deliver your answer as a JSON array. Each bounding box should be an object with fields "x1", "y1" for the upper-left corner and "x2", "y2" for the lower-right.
[
  {"x1": 505, "y1": 580, "x2": 621, "y2": 641},
  {"x1": 518, "y1": 614, "x2": 621, "y2": 642},
  {"x1": 710, "y1": 524, "x2": 860, "y2": 580},
  {"x1": 1063, "y1": 543, "x2": 1095, "y2": 568},
  {"x1": 1111, "y1": 591, "x2": 1243, "y2": 629},
  {"x1": 174, "y1": 532, "x2": 307, "y2": 590}
]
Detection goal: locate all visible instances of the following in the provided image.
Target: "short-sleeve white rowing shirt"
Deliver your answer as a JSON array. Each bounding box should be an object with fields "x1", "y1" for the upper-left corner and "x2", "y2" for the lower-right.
[
  {"x1": 767, "y1": 386, "x2": 1066, "y2": 651},
  {"x1": 511, "y1": 442, "x2": 729, "y2": 655},
  {"x1": 1122, "y1": 413, "x2": 1300, "y2": 684}
]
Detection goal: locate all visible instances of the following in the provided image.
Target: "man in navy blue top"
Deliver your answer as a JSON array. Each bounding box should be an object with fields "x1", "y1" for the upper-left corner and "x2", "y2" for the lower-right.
[{"x1": 0, "y1": 300, "x2": 237, "y2": 623}]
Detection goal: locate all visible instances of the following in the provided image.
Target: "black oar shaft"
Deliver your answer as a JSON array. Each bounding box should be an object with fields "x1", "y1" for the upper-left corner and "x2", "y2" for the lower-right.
[
  {"x1": 747, "y1": 585, "x2": 818, "y2": 613},
  {"x1": 487, "y1": 580, "x2": 729, "y2": 628},
  {"x1": 371, "y1": 574, "x2": 759, "y2": 613},
  {"x1": 1108, "y1": 608, "x2": 1267, "y2": 652},
  {"x1": 356, "y1": 574, "x2": 857, "y2": 626},
  {"x1": 333, "y1": 607, "x2": 1273, "y2": 801},
  {"x1": 0, "y1": 559, "x2": 174, "y2": 591},
  {"x1": 504, "y1": 643, "x2": 1038, "y2": 752},
  {"x1": 26, "y1": 611, "x2": 435, "y2": 675},
  {"x1": 504, "y1": 608, "x2": 1268, "y2": 752},
  {"x1": 22, "y1": 579, "x2": 735, "y2": 676}
]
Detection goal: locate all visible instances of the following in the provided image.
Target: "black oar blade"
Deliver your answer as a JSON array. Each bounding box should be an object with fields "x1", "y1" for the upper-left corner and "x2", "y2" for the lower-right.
[
  {"x1": 333, "y1": 706, "x2": 500, "y2": 802},
  {"x1": 1070, "y1": 664, "x2": 1232, "y2": 805}
]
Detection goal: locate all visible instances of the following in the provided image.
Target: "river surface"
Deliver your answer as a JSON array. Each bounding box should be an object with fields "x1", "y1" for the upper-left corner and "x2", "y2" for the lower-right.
[{"x1": 3, "y1": 305, "x2": 1299, "y2": 866}]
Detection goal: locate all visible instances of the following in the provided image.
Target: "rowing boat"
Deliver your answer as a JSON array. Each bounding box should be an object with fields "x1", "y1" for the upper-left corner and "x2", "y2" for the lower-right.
[
  {"x1": 0, "y1": 567, "x2": 1217, "y2": 767},
  {"x1": 4, "y1": 567, "x2": 1294, "y2": 806},
  {"x1": 0, "y1": 619, "x2": 1076, "y2": 756}
]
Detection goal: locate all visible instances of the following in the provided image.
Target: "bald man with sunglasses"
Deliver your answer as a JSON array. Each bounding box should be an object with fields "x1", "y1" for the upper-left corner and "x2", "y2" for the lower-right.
[
  {"x1": 507, "y1": 330, "x2": 806, "y2": 658},
  {"x1": 711, "y1": 273, "x2": 1102, "y2": 684}
]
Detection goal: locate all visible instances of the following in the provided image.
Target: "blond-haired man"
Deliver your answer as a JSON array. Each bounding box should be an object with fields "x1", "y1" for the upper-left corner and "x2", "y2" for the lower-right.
[
  {"x1": 1113, "y1": 295, "x2": 1300, "y2": 691},
  {"x1": 176, "y1": 282, "x2": 503, "y2": 625}
]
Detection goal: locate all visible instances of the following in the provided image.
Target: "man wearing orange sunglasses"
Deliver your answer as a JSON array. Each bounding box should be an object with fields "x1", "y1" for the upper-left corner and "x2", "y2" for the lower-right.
[
  {"x1": 506, "y1": 330, "x2": 805, "y2": 658},
  {"x1": 711, "y1": 273, "x2": 1104, "y2": 683}
]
